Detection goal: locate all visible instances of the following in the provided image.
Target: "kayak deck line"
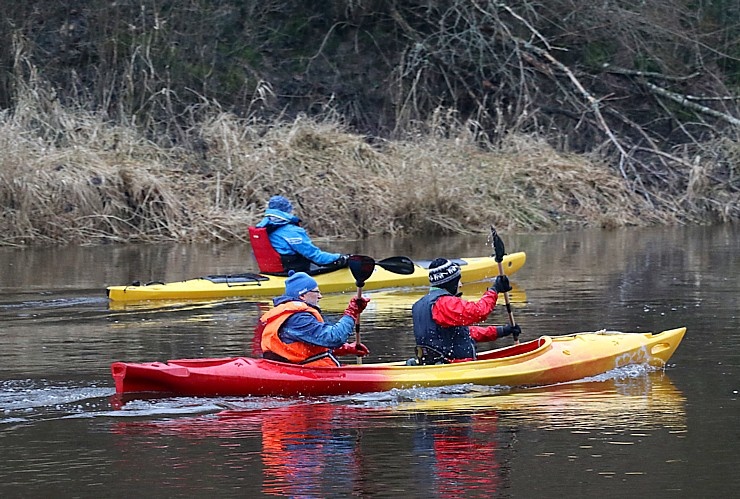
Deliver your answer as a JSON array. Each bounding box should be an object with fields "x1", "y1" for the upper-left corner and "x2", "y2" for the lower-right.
[
  {"x1": 111, "y1": 327, "x2": 686, "y2": 399},
  {"x1": 106, "y1": 252, "x2": 527, "y2": 302},
  {"x1": 203, "y1": 273, "x2": 270, "y2": 285}
]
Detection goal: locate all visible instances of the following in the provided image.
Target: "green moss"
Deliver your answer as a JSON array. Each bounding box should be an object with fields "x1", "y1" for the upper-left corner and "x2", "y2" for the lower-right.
[
  {"x1": 717, "y1": 51, "x2": 740, "y2": 87},
  {"x1": 583, "y1": 41, "x2": 617, "y2": 69},
  {"x1": 633, "y1": 53, "x2": 662, "y2": 73}
]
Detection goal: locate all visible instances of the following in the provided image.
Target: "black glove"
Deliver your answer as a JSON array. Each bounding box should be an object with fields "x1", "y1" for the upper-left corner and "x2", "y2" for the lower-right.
[
  {"x1": 491, "y1": 275, "x2": 512, "y2": 294},
  {"x1": 334, "y1": 254, "x2": 350, "y2": 267},
  {"x1": 496, "y1": 324, "x2": 521, "y2": 338}
]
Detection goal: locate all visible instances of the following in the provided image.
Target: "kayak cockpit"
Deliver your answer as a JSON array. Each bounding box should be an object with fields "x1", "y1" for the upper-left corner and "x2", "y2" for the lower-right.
[{"x1": 476, "y1": 336, "x2": 549, "y2": 361}]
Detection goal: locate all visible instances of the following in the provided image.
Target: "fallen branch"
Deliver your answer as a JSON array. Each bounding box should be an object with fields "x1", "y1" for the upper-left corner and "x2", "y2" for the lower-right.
[
  {"x1": 602, "y1": 64, "x2": 701, "y2": 82},
  {"x1": 642, "y1": 80, "x2": 740, "y2": 127}
]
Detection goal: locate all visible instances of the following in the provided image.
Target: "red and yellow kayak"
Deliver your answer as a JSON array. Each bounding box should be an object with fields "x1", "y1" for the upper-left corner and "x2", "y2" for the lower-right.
[
  {"x1": 106, "y1": 253, "x2": 526, "y2": 303},
  {"x1": 111, "y1": 327, "x2": 686, "y2": 398}
]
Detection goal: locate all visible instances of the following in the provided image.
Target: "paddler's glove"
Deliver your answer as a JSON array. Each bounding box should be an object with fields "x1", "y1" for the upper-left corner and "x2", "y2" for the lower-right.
[
  {"x1": 354, "y1": 296, "x2": 369, "y2": 312},
  {"x1": 333, "y1": 342, "x2": 370, "y2": 357},
  {"x1": 496, "y1": 324, "x2": 521, "y2": 338},
  {"x1": 343, "y1": 296, "x2": 370, "y2": 321},
  {"x1": 334, "y1": 254, "x2": 350, "y2": 267},
  {"x1": 491, "y1": 275, "x2": 512, "y2": 294}
]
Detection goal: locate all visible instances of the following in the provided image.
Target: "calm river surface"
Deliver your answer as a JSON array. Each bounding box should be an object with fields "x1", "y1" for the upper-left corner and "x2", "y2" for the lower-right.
[{"x1": 1, "y1": 225, "x2": 737, "y2": 498}]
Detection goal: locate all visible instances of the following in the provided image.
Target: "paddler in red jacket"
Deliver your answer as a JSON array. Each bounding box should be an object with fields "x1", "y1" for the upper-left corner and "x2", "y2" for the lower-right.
[
  {"x1": 259, "y1": 270, "x2": 370, "y2": 367},
  {"x1": 410, "y1": 258, "x2": 520, "y2": 365}
]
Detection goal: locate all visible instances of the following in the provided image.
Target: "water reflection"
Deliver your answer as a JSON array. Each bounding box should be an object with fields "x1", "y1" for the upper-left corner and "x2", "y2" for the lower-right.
[
  {"x1": 409, "y1": 410, "x2": 507, "y2": 497},
  {"x1": 108, "y1": 372, "x2": 684, "y2": 497},
  {"x1": 1, "y1": 225, "x2": 736, "y2": 496},
  {"x1": 111, "y1": 400, "x2": 507, "y2": 497},
  {"x1": 389, "y1": 370, "x2": 686, "y2": 431},
  {"x1": 229, "y1": 405, "x2": 362, "y2": 497}
]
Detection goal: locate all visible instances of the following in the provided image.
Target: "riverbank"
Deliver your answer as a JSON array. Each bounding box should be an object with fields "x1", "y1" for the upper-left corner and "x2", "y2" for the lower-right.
[{"x1": 0, "y1": 106, "x2": 736, "y2": 247}]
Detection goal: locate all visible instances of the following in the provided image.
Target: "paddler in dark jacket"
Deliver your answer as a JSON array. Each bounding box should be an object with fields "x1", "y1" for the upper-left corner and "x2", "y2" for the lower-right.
[
  {"x1": 410, "y1": 258, "x2": 520, "y2": 365},
  {"x1": 259, "y1": 270, "x2": 370, "y2": 367},
  {"x1": 255, "y1": 195, "x2": 348, "y2": 273}
]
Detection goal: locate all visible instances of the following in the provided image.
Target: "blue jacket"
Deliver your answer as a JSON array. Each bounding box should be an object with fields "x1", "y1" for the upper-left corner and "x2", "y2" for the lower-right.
[
  {"x1": 271, "y1": 295, "x2": 355, "y2": 348},
  {"x1": 256, "y1": 208, "x2": 341, "y2": 267}
]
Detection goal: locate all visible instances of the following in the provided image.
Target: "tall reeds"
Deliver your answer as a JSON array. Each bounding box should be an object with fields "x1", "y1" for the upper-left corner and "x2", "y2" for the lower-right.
[{"x1": 0, "y1": 83, "x2": 680, "y2": 246}]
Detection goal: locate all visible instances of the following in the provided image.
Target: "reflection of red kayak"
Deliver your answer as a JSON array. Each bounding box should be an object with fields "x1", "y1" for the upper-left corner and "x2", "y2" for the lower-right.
[
  {"x1": 111, "y1": 402, "x2": 506, "y2": 496},
  {"x1": 111, "y1": 328, "x2": 686, "y2": 398}
]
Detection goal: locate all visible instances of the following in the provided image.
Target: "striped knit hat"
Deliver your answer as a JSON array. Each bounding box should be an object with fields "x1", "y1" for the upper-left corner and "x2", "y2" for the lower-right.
[{"x1": 428, "y1": 258, "x2": 461, "y2": 293}]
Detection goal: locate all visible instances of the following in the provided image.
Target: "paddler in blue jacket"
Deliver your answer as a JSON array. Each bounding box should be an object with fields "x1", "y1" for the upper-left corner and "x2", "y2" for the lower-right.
[
  {"x1": 259, "y1": 270, "x2": 370, "y2": 367},
  {"x1": 410, "y1": 258, "x2": 521, "y2": 365},
  {"x1": 256, "y1": 195, "x2": 348, "y2": 273}
]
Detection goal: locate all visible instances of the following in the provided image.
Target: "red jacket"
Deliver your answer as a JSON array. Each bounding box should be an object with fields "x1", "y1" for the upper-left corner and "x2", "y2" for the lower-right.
[{"x1": 431, "y1": 289, "x2": 503, "y2": 342}]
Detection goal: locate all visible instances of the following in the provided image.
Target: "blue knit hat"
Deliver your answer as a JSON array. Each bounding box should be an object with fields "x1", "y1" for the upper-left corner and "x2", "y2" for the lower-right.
[
  {"x1": 284, "y1": 270, "x2": 318, "y2": 298},
  {"x1": 267, "y1": 195, "x2": 293, "y2": 213}
]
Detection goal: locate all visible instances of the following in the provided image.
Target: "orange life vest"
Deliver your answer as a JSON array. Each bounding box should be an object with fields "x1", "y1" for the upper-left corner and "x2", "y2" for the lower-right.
[
  {"x1": 259, "y1": 301, "x2": 339, "y2": 367},
  {"x1": 248, "y1": 226, "x2": 286, "y2": 274}
]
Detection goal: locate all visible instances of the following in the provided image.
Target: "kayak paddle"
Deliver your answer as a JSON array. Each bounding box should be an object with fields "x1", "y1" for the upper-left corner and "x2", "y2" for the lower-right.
[
  {"x1": 491, "y1": 226, "x2": 519, "y2": 344},
  {"x1": 373, "y1": 255, "x2": 415, "y2": 275},
  {"x1": 348, "y1": 255, "x2": 375, "y2": 364}
]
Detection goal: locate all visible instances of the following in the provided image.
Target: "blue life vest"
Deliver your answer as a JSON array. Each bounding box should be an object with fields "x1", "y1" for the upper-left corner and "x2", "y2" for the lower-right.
[{"x1": 411, "y1": 288, "x2": 476, "y2": 363}]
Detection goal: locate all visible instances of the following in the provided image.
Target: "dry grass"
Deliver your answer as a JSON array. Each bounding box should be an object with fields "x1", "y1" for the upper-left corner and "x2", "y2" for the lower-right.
[{"x1": 0, "y1": 97, "x2": 732, "y2": 247}]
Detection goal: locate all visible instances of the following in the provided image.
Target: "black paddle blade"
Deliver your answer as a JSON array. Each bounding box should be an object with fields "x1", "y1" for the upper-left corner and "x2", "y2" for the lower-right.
[
  {"x1": 376, "y1": 256, "x2": 416, "y2": 275},
  {"x1": 491, "y1": 225, "x2": 506, "y2": 263},
  {"x1": 348, "y1": 255, "x2": 375, "y2": 287}
]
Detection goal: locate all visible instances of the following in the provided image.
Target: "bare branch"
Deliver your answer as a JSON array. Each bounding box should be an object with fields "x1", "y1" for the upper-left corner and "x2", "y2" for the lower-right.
[
  {"x1": 602, "y1": 64, "x2": 701, "y2": 82},
  {"x1": 515, "y1": 36, "x2": 633, "y2": 178},
  {"x1": 642, "y1": 80, "x2": 740, "y2": 127}
]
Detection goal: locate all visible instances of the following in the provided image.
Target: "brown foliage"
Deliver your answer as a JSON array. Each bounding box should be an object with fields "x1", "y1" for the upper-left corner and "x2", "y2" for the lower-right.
[
  {"x1": 0, "y1": 96, "x2": 676, "y2": 246},
  {"x1": 0, "y1": 1, "x2": 737, "y2": 245}
]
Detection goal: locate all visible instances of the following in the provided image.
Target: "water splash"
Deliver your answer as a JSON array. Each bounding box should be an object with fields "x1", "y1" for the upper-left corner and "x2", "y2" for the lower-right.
[{"x1": 0, "y1": 379, "x2": 114, "y2": 424}]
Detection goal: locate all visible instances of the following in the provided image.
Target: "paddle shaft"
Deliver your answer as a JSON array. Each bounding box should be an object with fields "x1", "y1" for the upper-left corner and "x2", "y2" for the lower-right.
[
  {"x1": 491, "y1": 226, "x2": 520, "y2": 345},
  {"x1": 347, "y1": 254, "x2": 388, "y2": 365},
  {"x1": 496, "y1": 260, "x2": 518, "y2": 344},
  {"x1": 355, "y1": 286, "x2": 363, "y2": 364}
]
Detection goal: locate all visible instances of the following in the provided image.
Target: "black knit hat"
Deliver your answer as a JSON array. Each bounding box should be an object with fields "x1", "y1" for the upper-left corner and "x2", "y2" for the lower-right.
[{"x1": 428, "y1": 258, "x2": 461, "y2": 294}]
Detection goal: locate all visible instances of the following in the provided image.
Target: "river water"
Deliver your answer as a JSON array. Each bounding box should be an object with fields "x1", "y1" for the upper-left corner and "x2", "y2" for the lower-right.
[{"x1": 0, "y1": 225, "x2": 737, "y2": 498}]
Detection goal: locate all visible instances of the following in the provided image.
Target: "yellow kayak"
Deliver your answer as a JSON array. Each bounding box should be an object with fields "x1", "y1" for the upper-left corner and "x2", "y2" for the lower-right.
[
  {"x1": 107, "y1": 252, "x2": 526, "y2": 302},
  {"x1": 106, "y1": 280, "x2": 528, "y2": 313}
]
